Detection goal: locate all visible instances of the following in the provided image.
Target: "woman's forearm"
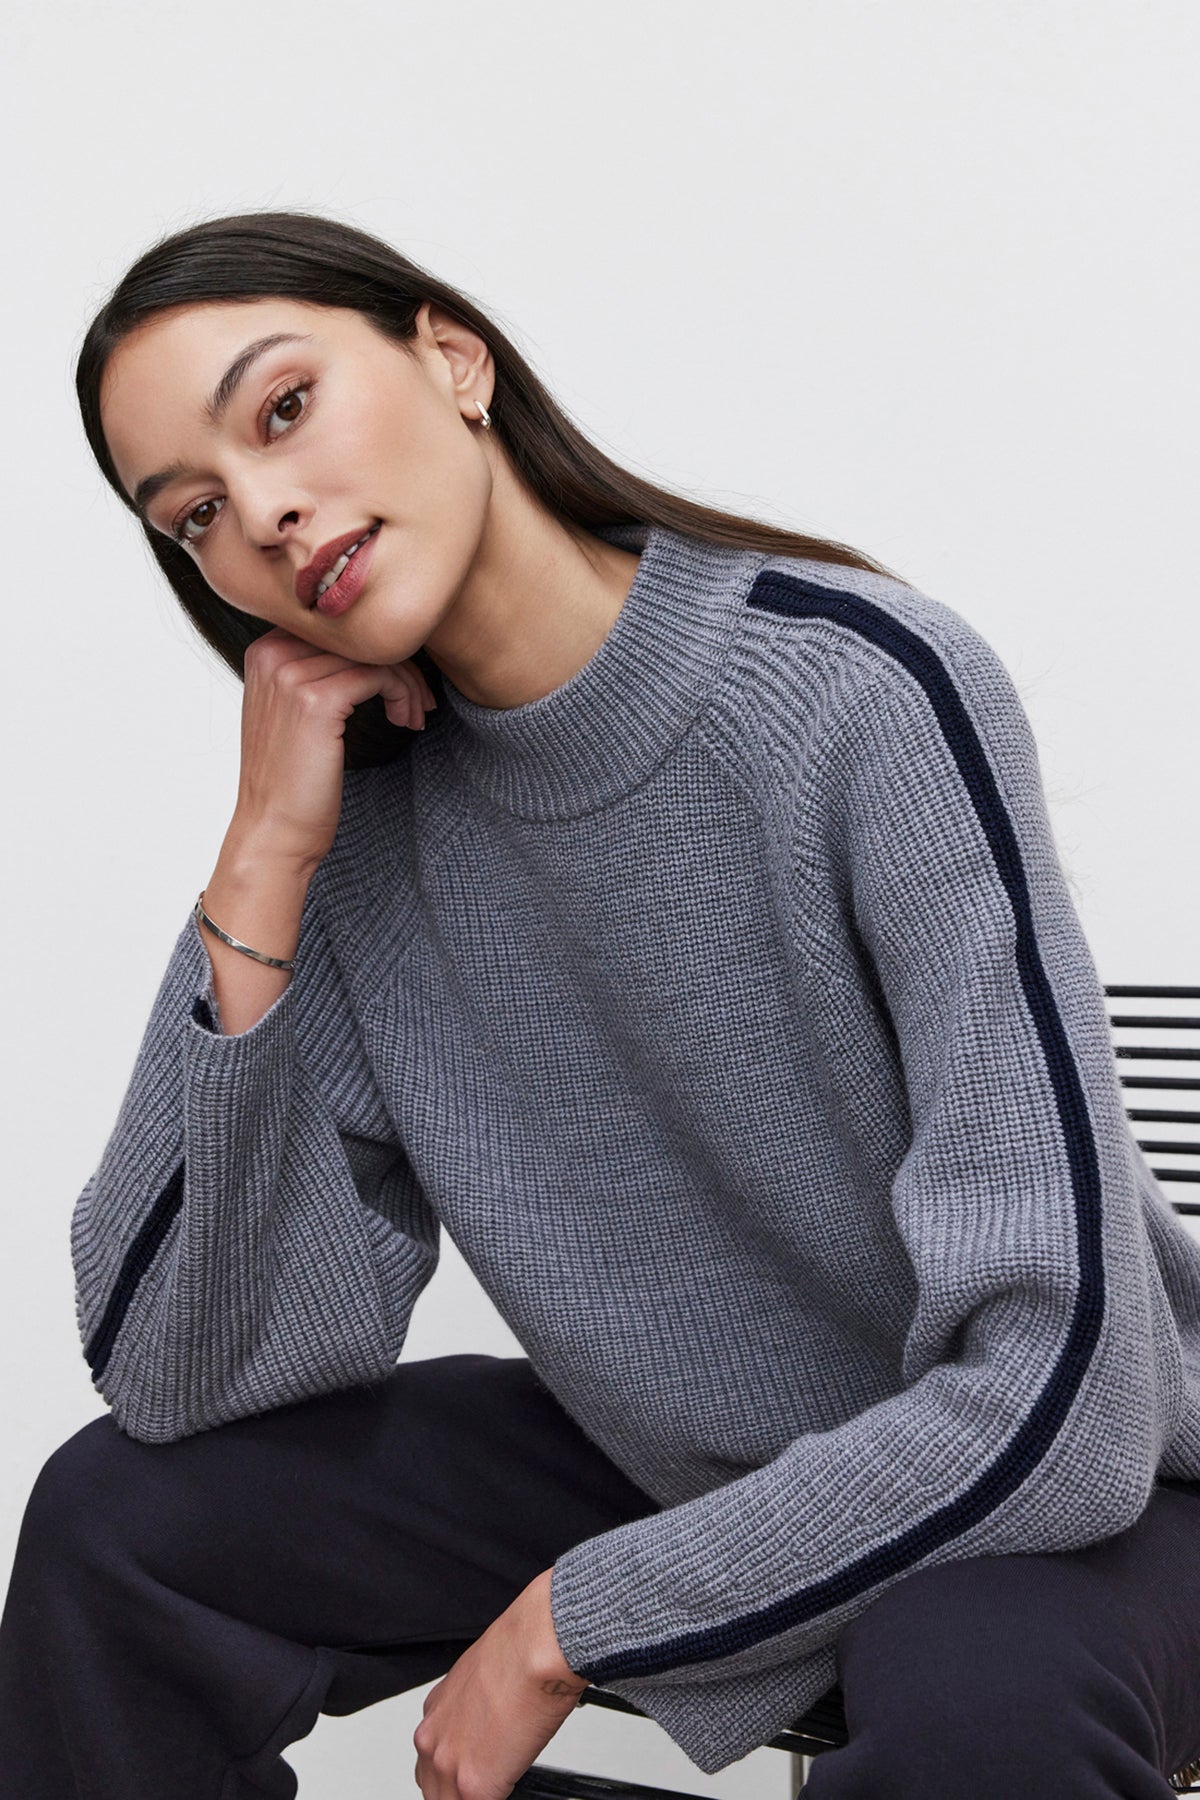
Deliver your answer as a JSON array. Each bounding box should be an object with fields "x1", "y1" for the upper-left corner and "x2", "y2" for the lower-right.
[{"x1": 196, "y1": 832, "x2": 318, "y2": 1036}]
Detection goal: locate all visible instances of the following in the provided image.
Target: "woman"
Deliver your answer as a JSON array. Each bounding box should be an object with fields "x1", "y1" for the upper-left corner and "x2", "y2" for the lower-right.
[{"x1": 2, "y1": 208, "x2": 1199, "y2": 1800}]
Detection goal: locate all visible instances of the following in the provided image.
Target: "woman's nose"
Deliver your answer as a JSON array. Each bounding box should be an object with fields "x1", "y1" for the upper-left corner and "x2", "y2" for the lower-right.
[{"x1": 240, "y1": 490, "x2": 306, "y2": 548}]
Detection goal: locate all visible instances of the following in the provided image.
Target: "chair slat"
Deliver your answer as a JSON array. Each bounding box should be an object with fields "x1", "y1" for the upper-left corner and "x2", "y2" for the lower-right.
[
  {"x1": 1122, "y1": 1077, "x2": 1200, "y2": 1090},
  {"x1": 512, "y1": 1764, "x2": 713, "y2": 1800},
  {"x1": 1105, "y1": 986, "x2": 1200, "y2": 999},
  {"x1": 1110, "y1": 1016, "x2": 1200, "y2": 1030}
]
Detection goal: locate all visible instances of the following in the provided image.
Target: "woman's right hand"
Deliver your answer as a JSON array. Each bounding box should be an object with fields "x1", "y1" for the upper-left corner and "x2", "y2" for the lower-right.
[{"x1": 227, "y1": 626, "x2": 439, "y2": 873}]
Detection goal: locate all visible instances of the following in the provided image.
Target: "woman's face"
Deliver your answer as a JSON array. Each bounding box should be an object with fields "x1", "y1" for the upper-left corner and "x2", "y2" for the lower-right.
[{"x1": 99, "y1": 295, "x2": 496, "y2": 664}]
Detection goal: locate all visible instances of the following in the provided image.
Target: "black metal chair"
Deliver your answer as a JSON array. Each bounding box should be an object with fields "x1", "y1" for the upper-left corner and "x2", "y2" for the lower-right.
[{"x1": 512, "y1": 984, "x2": 1200, "y2": 1798}]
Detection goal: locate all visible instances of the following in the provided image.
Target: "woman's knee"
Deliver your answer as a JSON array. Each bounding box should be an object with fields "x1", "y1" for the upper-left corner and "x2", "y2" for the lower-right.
[
  {"x1": 810, "y1": 1705, "x2": 1166, "y2": 1800},
  {"x1": 19, "y1": 1414, "x2": 140, "y2": 1564},
  {"x1": 14, "y1": 1409, "x2": 269, "y2": 1631},
  {"x1": 821, "y1": 1557, "x2": 1170, "y2": 1798}
]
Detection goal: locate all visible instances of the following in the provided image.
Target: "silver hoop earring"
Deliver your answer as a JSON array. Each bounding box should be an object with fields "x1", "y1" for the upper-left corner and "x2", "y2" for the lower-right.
[{"x1": 474, "y1": 400, "x2": 492, "y2": 429}]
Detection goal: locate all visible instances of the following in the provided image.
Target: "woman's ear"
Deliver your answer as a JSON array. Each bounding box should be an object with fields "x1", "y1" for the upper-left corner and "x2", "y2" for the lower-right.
[{"x1": 422, "y1": 302, "x2": 493, "y2": 408}]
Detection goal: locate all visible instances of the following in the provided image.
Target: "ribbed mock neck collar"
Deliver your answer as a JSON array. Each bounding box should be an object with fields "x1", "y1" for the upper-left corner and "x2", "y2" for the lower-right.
[{"x1": 436, "y1": 523, "x2": 761, "y2": 819}]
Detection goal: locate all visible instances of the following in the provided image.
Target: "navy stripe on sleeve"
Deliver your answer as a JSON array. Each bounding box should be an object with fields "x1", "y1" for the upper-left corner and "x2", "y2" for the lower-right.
[
  {"x1": 577, "y1": 568, "x2": 1106, "y2": 1682},
  {"x1": 85, "y1": 995, "x2": 215, "y2": 1382},
  {"x1": 85, "y1": 1158, "x2": 184, "y2": 1382}
]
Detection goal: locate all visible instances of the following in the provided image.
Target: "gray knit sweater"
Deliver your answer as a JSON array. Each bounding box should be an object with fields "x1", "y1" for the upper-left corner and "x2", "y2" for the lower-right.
[{"x1": 70, "y1": 522, "x2": 1200, "y2": 1773}]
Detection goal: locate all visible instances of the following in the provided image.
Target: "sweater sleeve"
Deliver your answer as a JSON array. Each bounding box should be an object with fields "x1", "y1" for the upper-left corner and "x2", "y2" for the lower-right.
[
  {"x1": 70, "y1": 887, "x2": 440, "y2": 1445},
  {"x1": 547, "y1": 599, "x2": 1182, "y2": 1745}
]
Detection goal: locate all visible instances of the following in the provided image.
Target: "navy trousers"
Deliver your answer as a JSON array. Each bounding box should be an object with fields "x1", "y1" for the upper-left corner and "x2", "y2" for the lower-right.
[{"x1": 1, "y1": 1352, "x2": 1199, "y2": 1798}]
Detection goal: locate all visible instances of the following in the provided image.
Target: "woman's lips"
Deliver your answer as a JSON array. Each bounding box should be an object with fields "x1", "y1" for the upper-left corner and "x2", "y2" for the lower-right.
[{"x1": 314, "y1": 524, "x2": 381, "y2": 618}]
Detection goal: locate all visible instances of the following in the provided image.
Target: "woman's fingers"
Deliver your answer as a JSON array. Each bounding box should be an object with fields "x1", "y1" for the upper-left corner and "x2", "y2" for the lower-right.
[
  {"x1": 413, "y1": 663, "x2": 438, "y2": 711},
  {"x1": 402, "y1": 659, "x2": 439, "y2": 724},
  {"x1": 309, "y1": 654, "x2": 434, "y2": 734},
  {"x1": 380, "y1": 661, "x2": 429, "y2": 731}
]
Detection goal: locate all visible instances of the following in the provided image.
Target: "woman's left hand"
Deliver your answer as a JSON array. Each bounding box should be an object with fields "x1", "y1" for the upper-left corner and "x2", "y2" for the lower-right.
[{"x1": 412, "y1": 1567, "x2": 588, "y2": 1800}]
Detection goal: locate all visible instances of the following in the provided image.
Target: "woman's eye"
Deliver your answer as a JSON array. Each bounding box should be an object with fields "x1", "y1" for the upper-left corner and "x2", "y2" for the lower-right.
[
  {"x1": 173, "y1": 497, "x2": 224, "y2": 546},
  {"x1": 264, "y1": 382, "x2": 311, "y2": 440}
]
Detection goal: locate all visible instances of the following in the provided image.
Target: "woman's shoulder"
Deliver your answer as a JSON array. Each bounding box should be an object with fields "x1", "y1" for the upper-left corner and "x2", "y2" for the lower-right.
[
  {"x1": 741, "y1": 548, "x2": 1006, "y2": 702},
  {"x1": 712, "y1": 547, "x2": 1037, "y2": 832}
]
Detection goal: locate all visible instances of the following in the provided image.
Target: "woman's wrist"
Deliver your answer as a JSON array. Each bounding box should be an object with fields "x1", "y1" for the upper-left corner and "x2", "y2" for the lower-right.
[{"x1": 521, "y1": 1568, "x2": 589, "y2": 1699}]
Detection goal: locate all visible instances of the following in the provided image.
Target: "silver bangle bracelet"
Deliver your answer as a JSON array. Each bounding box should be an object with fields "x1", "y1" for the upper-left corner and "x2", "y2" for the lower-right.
[{"x1": 193, "y1": 891, "x2": 298, "y2": 972}]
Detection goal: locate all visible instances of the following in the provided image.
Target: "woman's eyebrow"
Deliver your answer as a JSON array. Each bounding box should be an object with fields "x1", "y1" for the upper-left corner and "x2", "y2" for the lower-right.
[{"x1": 131, "y1": 332, "x2": 315, "y2": 519}]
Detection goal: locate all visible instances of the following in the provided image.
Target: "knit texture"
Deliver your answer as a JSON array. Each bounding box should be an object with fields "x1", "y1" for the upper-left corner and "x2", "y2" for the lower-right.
[{"x1": 70, "y1": 522, "x2": 1200, "y2": 1773}]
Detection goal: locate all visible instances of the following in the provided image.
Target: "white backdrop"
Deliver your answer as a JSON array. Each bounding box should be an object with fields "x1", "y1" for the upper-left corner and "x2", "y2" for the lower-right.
[{"x1": 2, "y1": 3, "x2": 1197, "y2": 1796}]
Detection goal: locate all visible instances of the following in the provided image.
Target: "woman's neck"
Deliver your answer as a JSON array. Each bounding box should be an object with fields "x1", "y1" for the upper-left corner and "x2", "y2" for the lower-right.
[{"x1": 421, "y1": 479, "x2": 643, "y2": 712}]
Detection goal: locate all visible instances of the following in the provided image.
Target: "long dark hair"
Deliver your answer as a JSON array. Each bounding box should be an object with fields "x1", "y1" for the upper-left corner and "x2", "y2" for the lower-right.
[{"x1": 76, "y1": 208, "x2": 907, "y2": 770}]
